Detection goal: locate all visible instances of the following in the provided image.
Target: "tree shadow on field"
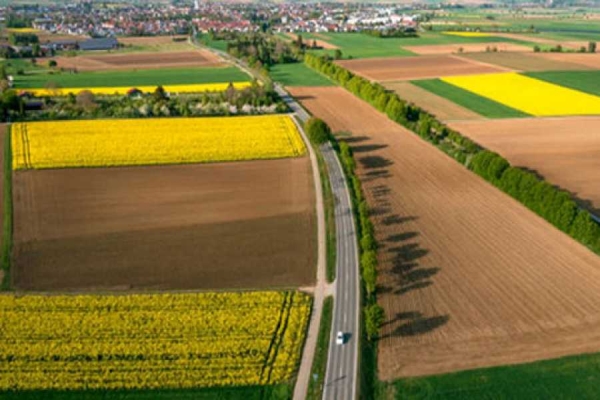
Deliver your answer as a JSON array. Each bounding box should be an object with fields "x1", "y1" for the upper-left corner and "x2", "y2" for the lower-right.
[{"x1": 342, "y1": 133, "x2": 448, "y2": 338}]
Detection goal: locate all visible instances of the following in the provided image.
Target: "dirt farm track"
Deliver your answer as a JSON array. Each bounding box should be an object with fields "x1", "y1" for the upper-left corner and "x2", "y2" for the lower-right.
[
  {"x1": 12, "y1": 158, "x2": 316, "y2": 291},
  {"x1": 290, "y1": 86, "x2": 600, "y2": 379}
]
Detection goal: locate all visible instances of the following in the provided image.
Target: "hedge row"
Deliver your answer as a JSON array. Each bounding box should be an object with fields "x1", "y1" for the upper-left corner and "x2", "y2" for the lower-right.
[{"x1": 304, "y1": 54, "x2": 600, "y2": 255}]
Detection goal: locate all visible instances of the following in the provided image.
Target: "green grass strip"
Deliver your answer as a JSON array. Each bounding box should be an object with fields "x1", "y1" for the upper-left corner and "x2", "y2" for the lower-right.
[
  {"x1": 306, "y1": 296, "x2": 333, "y2": 400},
  {"x1": 13, "y1": 67, "x2": 249, "y2": 89},
  {"x1": 394, "y1": 351, "x2": 600, "y2": 399},
  {"x1": 412, "y1": 79, "x2": 530, "y2": 119},
  {"x1": 270, "y1": 63, "x2": 334, "y2": 87},
  {"x1": 526, "y1": 70, "x2": 600, "y2": 97},
  {"x1": 0, "y1": 385, "x2": 291, "y2": 400},
  {"x1": 1, "y1": 125, "x2": 12, "y2": 290}
]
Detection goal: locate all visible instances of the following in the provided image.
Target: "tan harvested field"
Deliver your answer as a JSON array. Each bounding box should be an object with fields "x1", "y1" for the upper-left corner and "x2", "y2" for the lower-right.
[
  {"x1": 336, "y1": 55, "x2": 507, "y2": 82},
  {"x1": 12, "y1": 158, "x2": 316, "y2": 291},
  {"x1": 459, "y1": 51, "x2": 591, "y2": 71},
  {"x1": 290, "y1": 86, "x2": 600, "y2": 380},
  {"x1": 37, "y1": 32, "x2": 89, "y2": 43},
  {"x1": 384, "y1": 81, "x2": 483, "y2": 121},
  {"x1": 284, "y1": 32, "x2": 339, "y2": 49},
  {"x1": 530, "y1": 52, "x2": 600, "y2": 69},
  {"x1": 449, "y1": 117, "x2": 600, "y2": 213},
  {"x1": 403, "y1": 42, "x2": 531, "y2": 55},
  {"x1": 117, "y1": 36, "x2": 193, "y2": 51},
  {"x1": 53, "y1": 49, "x2": 224, "y2": 72}
]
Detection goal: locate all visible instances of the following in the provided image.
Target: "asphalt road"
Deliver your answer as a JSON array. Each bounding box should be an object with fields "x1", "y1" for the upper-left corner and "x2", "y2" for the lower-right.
[
  {"x1": 276, "y1": 85, "x2": 360, "y2": 400},
  {"x1": 189, "y1": 37, "x2": 361, "y2": 396}
]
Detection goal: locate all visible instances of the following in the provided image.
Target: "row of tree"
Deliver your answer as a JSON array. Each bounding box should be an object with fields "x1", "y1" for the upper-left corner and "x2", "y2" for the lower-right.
[
  {"x1": 226, "y1": 33, "x2": 303, "y2": 68},
  {"x1": 361, "y1": 28, "x2": 418, "y2": 39},
  {"x1": 304, "y1": 116, "x2": 385, "y2": 341},
  {"x1": 304, "y1": 53, "x2": 600, "y2": 255}
]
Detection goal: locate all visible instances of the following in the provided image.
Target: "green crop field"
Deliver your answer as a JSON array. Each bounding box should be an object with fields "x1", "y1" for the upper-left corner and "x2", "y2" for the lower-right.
[
  {"x1": 12, "y1": 66, "x2": 249, "y2": 89},
  {"x1": 0, "y1": 386, "x2": 290, "y2": 400},
  {"x1": 526, "y1": 70, "x2": 600, "y2": 97},
  {"x1": 270, "y1": 63, "x2": 333, "y2": 87},
  {"x1": 394, "y1": 352, "x2": 600, "y2": 399},
  {"x1": 412, "y1": 79, "x2": 530, "y2": 119}
]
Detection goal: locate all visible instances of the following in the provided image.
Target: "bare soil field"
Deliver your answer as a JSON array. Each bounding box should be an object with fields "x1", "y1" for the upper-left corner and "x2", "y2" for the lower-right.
[
  {"x1": 336, "y1": 55, "x2": 507, "y2": 82},
  {"x1": 290, "y1": 86, "x2": 600, "y2": 380},
  {"x1": 53, "y1": 50, "x2": 224, "y2": 72},
  {"x1": 118, "y1": 35, "x2": 189, "y2": 47},
  {"x1": 459, "y1": 51, "x2": 590, "y2": 71},
  {"x1": 530, "y1": 52, "x2": 600, "y2": 69},
  {"x1": 12, "y1": 158, "x2": 316, "y2": 291},
  {"x1": 404, "y1": 42, "x2": 531, "y2": 55},
  {"x1": 449, "y1": 117, "x2": 600, "y2": 213},
  {"x1": 384, "y1": 81, "x2": 483, "y2": 121},
  {"x1": 284, "y1": 32, "x2": 339, "y2": 49},
  {"x1": 37, "y1": 32, "x2": 89, "y2": 43}
]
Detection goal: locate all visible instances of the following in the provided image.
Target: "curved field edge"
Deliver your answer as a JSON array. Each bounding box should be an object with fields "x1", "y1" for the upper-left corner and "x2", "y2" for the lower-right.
[
  {"x1": 393, "y1": 351, "x2": 600, "y2": 399},
  {"x1": 11, "y1": 115, "x2": 306, "y2": 170},
  {"x1": 0, "y1": 291, "x2": 311, "y2": 390},
  {"x1": 0, "y1": 385, "x2": 291, "y2": 400},
  {"x1": 411, "y1": 79, "x2": 529, "y2": 119}
]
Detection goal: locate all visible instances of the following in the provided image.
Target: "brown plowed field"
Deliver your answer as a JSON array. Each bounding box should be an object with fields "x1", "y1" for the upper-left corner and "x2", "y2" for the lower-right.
[
  {"x1": 459, "y1": 51, "x2": 590, "y2": 71},
  {"x1": 384, "y1": 81, "x2": 483, "y2": 121},
  {"x1": 290, "y1": 86, "x2": 600, "y2": 380},
  {"x1": 403, "y1": 42, "x2": 531, "y2": 55},
  {"x1": 530, "y1": 52, "x2": 600, "y2": 69},
  {"x1": 54, "y1": 50, "x2": 224, "y2": 71},
  {"x1": 336, "y1": 55, "x2": 507, "y2": 82},
  {"x1": 12, "y1": 158, "x2": 316, "y2": 291},
  {"x1": 449, "y1": 117, "x2": 600, "y2": 213}
]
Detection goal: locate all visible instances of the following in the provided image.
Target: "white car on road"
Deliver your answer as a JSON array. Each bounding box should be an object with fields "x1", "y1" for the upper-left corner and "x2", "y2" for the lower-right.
[{"x1": 336, "y1": 331, "x2": 345, "y2": 345}]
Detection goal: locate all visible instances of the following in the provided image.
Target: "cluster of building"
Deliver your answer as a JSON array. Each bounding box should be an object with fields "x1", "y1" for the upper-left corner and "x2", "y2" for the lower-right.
[{"x1": 4, "y1": 2, "x2": 420, "y2": 40}]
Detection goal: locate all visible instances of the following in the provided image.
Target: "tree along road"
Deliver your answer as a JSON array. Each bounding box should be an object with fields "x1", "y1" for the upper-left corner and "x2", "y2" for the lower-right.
[{"x1": 276, "y1": 85, "x2": 360, "y2": 400}]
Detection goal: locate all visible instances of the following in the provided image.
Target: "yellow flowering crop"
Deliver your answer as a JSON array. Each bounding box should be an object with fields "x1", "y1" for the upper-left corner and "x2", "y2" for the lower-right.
[
  {"x1": 26, "y1": 81, "x2": 252, "y2": 97},
  {"x1": 442, "y1": 72, "x2": 600, "y2": 116},
  {"x1": 12, "y1": 115, "x2": 306, "y2": 169},
  {"x1": 442, "y1": 31, "x2": 491, "y2": 37},
  {"x1": 0, "y1": 291, "x2": 312, "y2": 390},
  {"x1": 7, "y1": 28, "x2": 39, "y2": 33}
]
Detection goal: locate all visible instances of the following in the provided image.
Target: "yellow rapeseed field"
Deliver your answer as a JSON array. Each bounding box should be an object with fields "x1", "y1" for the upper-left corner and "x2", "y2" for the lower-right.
[
  {"x1": 442, "y1": 32, "x2": 491, "y2": 37},
  {"x1": 7, "y1": 28, "x2": 39, "y2": 33},
  {"x1": 442, "y1": 72, "x2": 600, "y2": 116},
  {"x1": 27, "y1": 82, "x2": 252, "y2": 97},
  {"x1": 12, "y1": 115, "x2": 306, "y2": 169},
  {"x1": 0, "y1": 291, "x2": 311, "y2": 390}
]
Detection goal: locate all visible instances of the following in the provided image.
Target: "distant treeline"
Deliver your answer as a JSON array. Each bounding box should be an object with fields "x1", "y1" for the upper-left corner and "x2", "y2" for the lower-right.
[
  {"x1": 361, "y1": 28, "x2": 418, "y2": 39},
  {"x1": 304, "y1": 53, "x2": 600, "y2": 255}
]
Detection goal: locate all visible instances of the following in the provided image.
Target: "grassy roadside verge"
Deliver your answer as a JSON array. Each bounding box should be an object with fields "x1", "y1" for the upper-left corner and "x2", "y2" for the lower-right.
[
  {"x1": 306, "y1": 296, "x2": 333, "y2": 400},
  {"x1": 412, "y1": 79, "x2": 529, "y2": 119},
  {"x1": 314, "y1": 148, "x2": 336, "y2": 283},
  {"x1": 1, "y1": 125, "x2": 12, "y2": 290}
]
